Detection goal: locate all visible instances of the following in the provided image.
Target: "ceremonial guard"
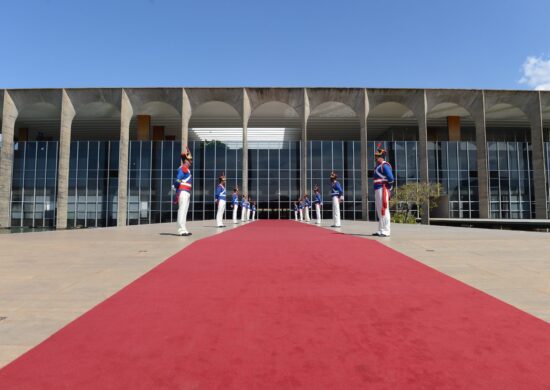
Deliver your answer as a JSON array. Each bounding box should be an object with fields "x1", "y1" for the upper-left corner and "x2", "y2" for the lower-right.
[
  {"x1": 251, "y1": 202, "x2": 257, "y2": 221},
  {"x1": 173, "y1": 147, "x2": 193, "y2": 236},
  {"x1": 231, "y1": 187, "x2": 240, "y2": 224},
  {"x1": 330, "y1": 171, "x2": 343, "y2": 227},
  {"x1": 373, "y1": 144, "x2": 394, "y2": 237},
  {"x1": 293, "y1": 201, "x2": 299, "y2": 221},
  {"x1": 303, "y1": 194, "x2": 311, "y2": 222},
  {"x1": 298, "y1": 198, "x2": 304, "y2": 221},
  {"x1": 215, "y1": 173, "x2": 227, "y2": 228},
  {"x1": 246, "y1": 197, "x2": 252, "y2": 221},
  {"x1": 241, "y1": 195, "x2": 248, "y2": 222},
  {"x1": 313, "y1": 185, "x2": 323, "y2": 224}
]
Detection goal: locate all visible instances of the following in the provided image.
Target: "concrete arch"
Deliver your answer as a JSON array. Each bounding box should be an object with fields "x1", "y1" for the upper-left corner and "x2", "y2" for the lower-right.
[
  {"x1": 125, "y1": 88, "x2": 182, "y2": 116},
  {"x1": 309, "y1": 101, "x2": 357, "y2": 118},
  {"x1": 484, "y1": 91, "x2": 538, "y2": 125},
  {"x1": 246, "y1": 88, "x2": 305, "y2": 119},
  {"x1": 367, "y1": 101, "x2": 418, "y2": 141},
  {"x1": 189, "y1": 100, "x2": 242, "y2": 131},
  {"x1": 367, "y1": 89, "x2": 425, "y2": 121},
  {"x1": 6, "y1": 89, "x2": 62, "y2": 119},
  {"x1": 306, "y1": 88, "x2": 364, "y2": 117},
  {"x1": 66, "y1": 89, "x2": 122, "y2": 116},
  {"x1": 185, "y1": 88, "x2": 243, "y2": 118},
  {"x1": 308, "y1": 101, "x2": 361, "y2": 141},
  {"x1": 425, "y1": 89, "x2": 484, "y2": 123}
]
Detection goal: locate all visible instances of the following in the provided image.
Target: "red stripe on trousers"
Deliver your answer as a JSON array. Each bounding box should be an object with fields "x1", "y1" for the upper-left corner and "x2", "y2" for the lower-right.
[{"x1": 381, "y1": 186, "x2": 388, "y2": 216}]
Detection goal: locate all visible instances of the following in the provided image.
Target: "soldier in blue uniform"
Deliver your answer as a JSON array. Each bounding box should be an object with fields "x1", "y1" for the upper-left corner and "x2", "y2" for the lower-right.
[
  {"x1": 231, "y1": 187, "x2": 240, "y2": 224},
  {"x1": 173, "y1": 147, "x2": 193, "y2": 236},
  {"x1": 251, "y1": 202, "x2": 257, "y2": 221},
  {"x1": 246, "y1": 196, "x2": 252, "y2": 221},
  {"x1": 298, "y1": 198, "x2": 304, "y2": 221},
  {"x1": 303, "y1": 193, "x2": 311, "y2": 222},
  {"x1": 313, "y1": 184, "x2": 323, "y2": 224},
  {"x1": 241, "y1": 194, "x2": 249, "y2": 222},
  {"x1": 293, "y1": 201, "x2": 299, "y2": 221},
  {"x1": 373, "y1": 144, "x2": 394, "y2": 237},
  {"x1": 330, "y1": 171, "x2": 343, "y2": 227},
  {"x1": 215, "y1": 172, "x2": 227, "y2": 228}
]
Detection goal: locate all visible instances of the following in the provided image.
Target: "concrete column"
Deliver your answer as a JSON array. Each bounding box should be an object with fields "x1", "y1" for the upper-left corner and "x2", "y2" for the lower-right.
[
  {"x1": 360, "y1": 89, "x2": 369, "y2": 220},
  {"x1": 242, "y1": 89, "x2": 251, "y2": 196},
  {"x1": 301, "y1": 88, "x2": 310, "y2": 196},
  {"x1": 181, "y1": 88, "x2": 191, "y2": 149},
  {"x1": 117, "y1": 90, "x2": 133, "y2": 226},
  {"x1": 418, "y1": 92, "x2": 430, "y2": 224},
  {"x1": 531, "y1": 92, "x2": 548, "y2": 219},
  {"x1": 55, "y1": 90, "x2": 76, "y2": 229},
  {"x1": 476, "y1": 93, "x2": 489, "y2": 218},
  {"x1": 0, "y1": 91, "x2": 18, "y2": 228}
]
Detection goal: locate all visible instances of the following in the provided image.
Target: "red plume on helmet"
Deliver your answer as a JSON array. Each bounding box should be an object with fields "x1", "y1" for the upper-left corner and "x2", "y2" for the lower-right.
[
  {"x1": 181, "y1": 146, "x2": 193, "y2": 162},
  {"x1": 375, "y1": 143, "x2": 386, "y2": 158}
]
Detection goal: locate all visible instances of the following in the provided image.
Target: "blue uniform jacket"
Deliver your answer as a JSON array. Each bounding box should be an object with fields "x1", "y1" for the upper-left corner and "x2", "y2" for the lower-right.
[
  {"x1": 313, "y1": 193, "x2": 323, "y2": 205},
  {"x1": 330, "y1": 181, "x2": 343, "y2": 198},
  {"x1": 373, "y1": 161, "x2": 395, "y2": 190},
  {"x1": 215, "y1": 184, "x2": 226, "y2": 201},
  {"x1": 231, "y1": 193, "x2": 239, "y2": 206}
]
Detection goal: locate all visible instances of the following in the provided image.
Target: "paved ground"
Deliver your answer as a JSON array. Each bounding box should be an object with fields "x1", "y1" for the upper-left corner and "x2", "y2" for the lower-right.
[
  {"x1": 1, "y1": 219, "x2": 549, "y2": 368},
  {"x1": 0, "y1": 220, "x2": 236, "y2": 368}
]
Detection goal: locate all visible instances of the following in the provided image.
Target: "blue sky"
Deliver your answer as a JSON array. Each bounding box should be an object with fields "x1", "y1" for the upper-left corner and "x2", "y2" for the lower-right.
[{"x1": 1, "y1": 0, "x2": 549, "y2": 89}]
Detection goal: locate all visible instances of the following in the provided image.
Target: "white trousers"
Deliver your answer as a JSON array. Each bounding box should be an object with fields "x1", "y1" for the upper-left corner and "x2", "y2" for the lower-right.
[
  {"x1": 177, "y1": 191, "x2": 191, "y2": 234},
  {"x1": 299, "y1": 209, "x2": 303, "y2": 221},
  {"x1": 241, "y1": 207, "x2": 246, "y2": 221},
  {"x1": 252, "y1": 211, "x2": 256, "y2": 220},
  {"x1": 232, "y1": 204, "x2": 238, "y2": 223},
  {"x1": 315, "y1": 204, "x2": 321, "y2": 224},
  {"x1": 375, "y1": 187, "x2": 391, "y2": 235},
  {"x1": 216, "y1": 199, "x2": 226, "y2": 227},
  {"x1": 304, "y1": 206, "x2": 310, "y2": 222},
  {"x1": 247, "y1": 209, "x2": 251, "y2": 221},
  {"x1": 332, "y1": 196, "x2": 341, "y2": 227},
  {"x1": 294, "y1": 211, "x2": 298, "y2": 221}
]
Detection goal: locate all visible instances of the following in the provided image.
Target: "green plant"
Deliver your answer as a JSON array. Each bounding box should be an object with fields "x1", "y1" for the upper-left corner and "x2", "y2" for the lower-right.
[{"x1": 389, "y1": 182, "x2": 443, "y2": 223}]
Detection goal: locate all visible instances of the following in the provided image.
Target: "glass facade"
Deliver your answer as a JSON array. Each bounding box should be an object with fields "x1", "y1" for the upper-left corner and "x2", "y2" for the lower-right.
[
  {"x1": 67, "y1": 141, "x2": 119, "y2": 228},
  {"x1": 428, "y1": 141, "x2": 479, "y2": 218},
  {"x1": 307, "y1": 141, "x2": 362, "y2": 220},
  {"x1": 7, "y1": 139, "x2": 546, "y2": 229},
  {"x1": 11, "y1": 142, "x2": 59, "y2": 227},
  {"x1": 249, "y1": 141, "x2": 301, "y2": 219},
  {"x1": 127, "y1": 141, "x2": 242, "y2": 224},
  {"x1": 487, "y1": 142, "x2": 534, "y2": 219}
]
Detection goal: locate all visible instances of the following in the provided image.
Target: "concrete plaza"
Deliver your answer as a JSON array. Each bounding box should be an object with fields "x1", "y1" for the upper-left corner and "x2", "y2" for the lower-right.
[{"x1": 1, "y1": 220, "x2": 549, "y2": 368}]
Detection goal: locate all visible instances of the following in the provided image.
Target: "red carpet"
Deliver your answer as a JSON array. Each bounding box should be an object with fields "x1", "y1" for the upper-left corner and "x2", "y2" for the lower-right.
[{"x1": 1, "y1": 220, "x2": 550, "y2": 389}]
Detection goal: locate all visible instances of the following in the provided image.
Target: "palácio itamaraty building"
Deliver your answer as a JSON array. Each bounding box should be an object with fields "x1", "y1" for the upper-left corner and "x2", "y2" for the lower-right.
[{"x1": 1, "y1": 87, "x2": 550, "y2": 229}]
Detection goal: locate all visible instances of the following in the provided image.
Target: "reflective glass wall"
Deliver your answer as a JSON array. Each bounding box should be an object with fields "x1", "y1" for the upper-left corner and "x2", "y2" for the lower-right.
[
  {"x1": 127, "y1": 140, "x2": 242, "y2": 224},
  {"x1": 487, "y1": 142, "x2": 534, "y2": 219},
  {"x1": 367, "y1": 141, "x2": 419, "y2": 220},
  {"x1": 428, "y1": 141, "x2": 479, "y2": 218},
  {"x1": 249, "y1": 141, "x2": 300, "y2": 219},
  {"x1": 11, "y1": 142, "x2": 59, "y2": 227},
  {"x1": 67, "y1": 141, "x2": 119, "y2": 228},
  {"x1": 307, "y1": 141, "x2": 362, "y2": 220},
  {"x1": 202, "y1": 141, "x2": 242, "y2": 220}
]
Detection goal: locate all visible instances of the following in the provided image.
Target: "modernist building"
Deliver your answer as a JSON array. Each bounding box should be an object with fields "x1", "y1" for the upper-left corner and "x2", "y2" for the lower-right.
[{"x1": 1, "y1": 87, "x2": 549, "y2": 229}]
